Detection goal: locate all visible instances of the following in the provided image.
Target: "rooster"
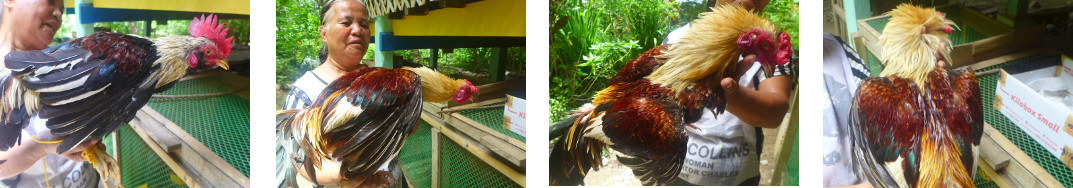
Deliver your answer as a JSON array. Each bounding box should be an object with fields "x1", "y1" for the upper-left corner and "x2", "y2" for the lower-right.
[
  {"x1": 276, "y1": 66, "x2": 478, "y2": 187},
  {"x1": 850, "y1": 4, "x2": 982, "y2": 188},
  {"x1": 549, "y1": 5, "x2": 793, "y2": 185},
  {"x1": 0, "y1": 14, "x2": 233, "y2": 186}
]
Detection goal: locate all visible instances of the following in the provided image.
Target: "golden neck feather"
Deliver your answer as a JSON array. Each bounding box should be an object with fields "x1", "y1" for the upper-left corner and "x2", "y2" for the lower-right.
[
  {"x1": 878, "y1": 4, "x2": 957, "y2": 88},
  {"x1": 646, "y1": 4, "x2": 776, "y2": 94},
  {"x1": 148, "y1": 36, "x2": 212, "y2": 89},
  {"x1": 402, "y1": 66, "x2": 467, "y2": 103}
]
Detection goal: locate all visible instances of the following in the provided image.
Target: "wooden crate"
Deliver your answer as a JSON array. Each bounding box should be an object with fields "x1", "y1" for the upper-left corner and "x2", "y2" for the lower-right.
[
  {"x1": 126, "y1": 106, "x2": 250, "y2": 187},
  {"x1": 980, "y1": 122, "x2": 1064, "y2": 187},
  {"x1": 855, "y1": 5, "x2": 1043, "y2": 68},
  {"x1": 417, "y1": 80, "x2": 526, "y2": 187}
]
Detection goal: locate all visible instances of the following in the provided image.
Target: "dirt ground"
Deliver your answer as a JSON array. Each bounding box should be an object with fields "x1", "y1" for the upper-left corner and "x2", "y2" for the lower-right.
[{"x1": 583, "y1": 126, "x2": 784, "y2": 186}]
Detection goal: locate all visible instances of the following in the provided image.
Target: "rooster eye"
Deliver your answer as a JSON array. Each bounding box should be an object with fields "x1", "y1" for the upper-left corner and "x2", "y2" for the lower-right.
[{"x1": 205, "y1": 49, "x2": 213, "y2": 55}]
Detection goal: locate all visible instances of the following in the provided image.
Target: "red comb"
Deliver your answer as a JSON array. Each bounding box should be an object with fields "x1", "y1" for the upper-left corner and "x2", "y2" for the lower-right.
[{"x1": 189, "y1": 14, "x2": 234, "y2": 56}]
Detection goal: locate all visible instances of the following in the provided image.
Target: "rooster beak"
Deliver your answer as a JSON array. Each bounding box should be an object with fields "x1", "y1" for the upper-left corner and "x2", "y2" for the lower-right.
[{"x1": 216, "y1": 60, "x2": 230, "y2": 70}]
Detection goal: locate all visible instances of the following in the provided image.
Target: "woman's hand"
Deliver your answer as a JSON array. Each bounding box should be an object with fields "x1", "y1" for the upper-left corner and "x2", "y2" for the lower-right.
[
  {"x1": 298, "y1": 159, "x2": 397, "y2": 188},
  {"x1": 30, "y1": 132, "x2": 98, "y2": 162},
  {"x1": 0, "y1": 132, "x2": 97, "y2": 179},
  {"x1": 339, "y1": 170, "x2": 396, "y2": 188}
]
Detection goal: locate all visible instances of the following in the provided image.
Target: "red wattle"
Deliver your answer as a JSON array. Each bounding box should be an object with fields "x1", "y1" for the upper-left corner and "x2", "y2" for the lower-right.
[
  {"x1": 776, "y1": 33, "x2": 794, "y2": 65},
  {"x1": 942, "y1": 27, "x2": 953, "y2": 33}
]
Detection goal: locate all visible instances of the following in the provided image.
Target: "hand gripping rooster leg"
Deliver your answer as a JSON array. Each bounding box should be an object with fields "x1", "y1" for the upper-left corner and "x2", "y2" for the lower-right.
[{"x1": 83, "y1": 144, "x2": 121, "y2": 188}]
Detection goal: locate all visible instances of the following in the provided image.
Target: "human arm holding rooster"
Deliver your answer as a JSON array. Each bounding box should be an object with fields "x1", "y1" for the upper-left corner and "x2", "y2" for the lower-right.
[
  {"x1": 703, "y1": 0, "x2": 791, "y2": 129},
  {"x1": 721, "y1": 54, "x2": 791, "y2": 128},
  {"x1": 0, "y1": 132, "x2": 96, "y2": 179}
]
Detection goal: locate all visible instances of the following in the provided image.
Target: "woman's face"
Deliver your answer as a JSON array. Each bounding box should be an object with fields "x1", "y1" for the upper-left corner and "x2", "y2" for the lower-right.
[
  {"x1": 5, "y1": 0, "x2": 63, "y2": 50},
  {"x1": 321, "y1": 0, "x2": 370, "y2": 69}
]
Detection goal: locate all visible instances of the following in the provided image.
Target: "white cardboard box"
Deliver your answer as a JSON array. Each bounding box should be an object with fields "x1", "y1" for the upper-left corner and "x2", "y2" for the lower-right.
[
  {"x1": 503, "y1": 94, "x2": 526, "y2": 137},
  {"x1": 995, "y1": 54, "x2": 1073, "y2": 169}
]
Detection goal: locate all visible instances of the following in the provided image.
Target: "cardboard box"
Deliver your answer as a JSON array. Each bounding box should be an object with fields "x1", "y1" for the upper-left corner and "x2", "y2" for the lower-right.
[
  {"x1": 503, "y1": 94, "x2": 526, "y2": 137},
  {"x1": 994, "y1": 54, "x2": 1073, "y2": 169}
]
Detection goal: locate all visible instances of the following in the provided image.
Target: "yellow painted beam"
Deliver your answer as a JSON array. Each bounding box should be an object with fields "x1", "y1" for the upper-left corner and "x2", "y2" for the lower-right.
[
  {"x1": 82, "y1": 0, "x2": 249, "y2": 15},
  {"x1": 390, "y1": 0, "x2": 524, "y2": 37}
]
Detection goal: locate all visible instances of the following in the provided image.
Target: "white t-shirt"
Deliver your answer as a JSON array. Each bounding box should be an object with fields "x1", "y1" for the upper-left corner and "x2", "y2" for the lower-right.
[
  {"x1": 666, "y1": 24, "x2": 785, "y2": 185},
  {"x1": 676, "y1": 62, "x2": 763, "y2": 185},
  {"x1": 2, "y1": 117, "x2": 98, "y2": 188},
  {"x1": 821, "y1": 33, "x2": 868, "y2": 187}
]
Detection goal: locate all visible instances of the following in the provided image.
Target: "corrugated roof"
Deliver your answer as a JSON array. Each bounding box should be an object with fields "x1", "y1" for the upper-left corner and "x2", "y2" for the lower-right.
[{"x1": 362, "y1": 0, "x2": 476, "y2": 18}]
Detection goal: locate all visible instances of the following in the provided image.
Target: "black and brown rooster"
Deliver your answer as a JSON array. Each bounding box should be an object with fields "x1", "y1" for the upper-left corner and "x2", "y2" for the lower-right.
[
  {"x1": 850, "y1": 4, "x2": 983, "y2": 188},
  {"x1": 276, "y1": 66, "x2": 478, "y2": 187},
  {"x1": 549, "y1": 5, "x2": 793, "y2": 186},
  {"x1": 0, "y1": 14, "x2": 233, "y2": 185}
]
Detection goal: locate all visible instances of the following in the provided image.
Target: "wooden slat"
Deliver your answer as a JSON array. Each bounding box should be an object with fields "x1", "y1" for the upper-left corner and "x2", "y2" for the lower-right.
[
  {"x1": 422, "y1": 113, "x2": 526, "y2": 187},
  {"x1": 445, "y1": 111, "x2": 524, "y2": 150},
  {"x1": 765, "y1": 89, "x2": 799, "y2": 185},
  {"x1": 430, "y1": 123, "x2": 442, "y2": 188},
  {"x1": 855, "y1": 17, "x2": 884, "y2": 63},
  {"x1": 967, "y1": 48, "x2": 1056, "y2": 71},
  {"x1": 127, "y1": 120, "x2": 201, "y2": 187},
  {"x1": 442, "y1": 113, "x2": 525, "y2": 168},
  {"x1": 978, "y1": 122, "x2": 1063, "y2": 187},
  {"x1": 979, "y1": 158, "x2": 1015, "y2": 187},
  {"x1": 126, "y1": 106, "x2": 250, "y2": 187}
]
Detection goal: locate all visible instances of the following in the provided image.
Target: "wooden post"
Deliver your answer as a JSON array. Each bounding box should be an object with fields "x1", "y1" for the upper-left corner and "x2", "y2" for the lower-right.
[
  {"x1": 374, "y1": 16, "x2": 396, "y2": 68},
  {"x1": 430, "y1": 124, "x2": 442, "y2": 188},
  {"x1": 430, "y1": 48, "x2": 440, "y2": 70},
  {"x1": 73, "y1": 0, "x2": 93, "y2": 37},
  {"x1": 143, "y1": 20, "x2": 153, "y2": 37},
  {"x1": 843, "y1": 0, "x2": 870, "y2": 35},
  {"x1": 489, "y1": 47, "x2": 507, "y2": 82}
]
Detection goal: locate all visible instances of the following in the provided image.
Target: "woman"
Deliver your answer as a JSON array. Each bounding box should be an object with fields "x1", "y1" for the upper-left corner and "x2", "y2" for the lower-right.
[
  {"x1": 0, "y1": 0, "x2": 103, "y2": 187},
  {"x1": 666, "y1": 0, "x2": 793, "y2": 185},
  {"x1": 281, "y1": 0, "x2": 371, "y2": 110},
  {"x1": 279, "y1": 0, "x2": 395, "y2": 187}
]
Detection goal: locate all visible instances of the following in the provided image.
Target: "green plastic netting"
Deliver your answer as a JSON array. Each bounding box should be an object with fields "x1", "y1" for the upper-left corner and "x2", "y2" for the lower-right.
[
  {"x1": 455, "y1": 102, "x2": 525, "y2": 142},
  {"x1": 400, "y1": 121, "x2": 434, "y2": 188},
  {"x1": 144, "y1": 74, "x2": 250, "y2": 177},
  {"x1": 438, "y1": 133, "x2": 523, "y2": 188},
  {"x1": 118, "y1": 125, "x2": 187, "y2": 188},
  {"x1": 974, "y1": 168, "x2": 1000, "y2": 188},
  {"x1": 975, "y1": 55, "x2": 1073, "y2": 187},
  {"x1": 118, "y1": 73, "x2": 249, "y2": 187}
]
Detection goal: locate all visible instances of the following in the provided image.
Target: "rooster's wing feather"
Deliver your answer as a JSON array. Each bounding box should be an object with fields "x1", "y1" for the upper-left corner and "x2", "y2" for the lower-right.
[
  {"x1": 608, "y1": 45, "x2": 668, "y2": 85},
  {"x1": 306, "y1": 67, "x2": 423, "y2": 178},
  {"x1": 591, "y1": 97, "x2": 688, "y2": 185},
  {"x1": 0, "y1": 32, "x2": 157, "y2": 153},
  {"x1": 851, "y1": 67, "x2": 982, "y2": 188}
]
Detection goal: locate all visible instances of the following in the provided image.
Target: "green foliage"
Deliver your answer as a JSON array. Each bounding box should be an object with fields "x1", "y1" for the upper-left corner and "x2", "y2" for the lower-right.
[
  {"x1": 763, "y1": 0, "x2": 799, "y2": 49},
  {"x1": 550, "y1": 0, "x2": 679, "y2": 122},
  {"x1": 52, "y1": 14, "x2": 252, "y2": 45},
  {"x1": 276, "y1": 0, "x2": 324, "y2": 88},
  {"x1": 549, "y1": 0, "x2": 800, "y2": 122},
  {"x1": 276, "y1": 0, "x2": 525, "y2": 89},
  {"x1": 673, "y1": 1, "x2": 709, "y2": 27}
]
